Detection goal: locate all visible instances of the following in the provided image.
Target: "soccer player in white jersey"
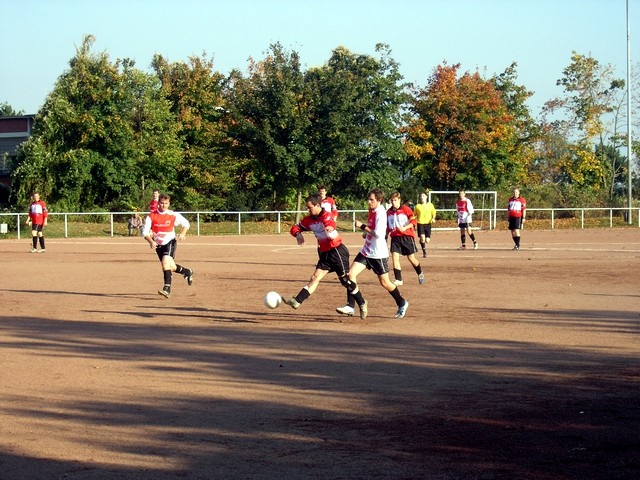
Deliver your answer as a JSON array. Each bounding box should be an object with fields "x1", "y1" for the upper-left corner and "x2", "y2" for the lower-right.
[
  {"x1": 142, "y1": 193, "x2": 194, "y2": 298},
  {"x1": 336, "y1": 188, "x2": 410, "y2": 319}
]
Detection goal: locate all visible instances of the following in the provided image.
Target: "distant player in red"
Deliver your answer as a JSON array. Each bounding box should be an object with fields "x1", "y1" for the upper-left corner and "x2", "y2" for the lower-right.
[
  {"x1": 387, "y1": 192, "x2": 425, "y2": 285},
  {"x1": 282, "y1": 193, "x2": 360, "y2": 310},
  {"x1": 27, "y1": 192, "x2": 48, "y2": 253},
  {"x1": 318, "y1": 185, "x2": 338, "y2": 220},
  {"x1": 142, "y1": 193, "x2": 194, "y2": 298},
  {"x1": 149, "y1": 189, "x2": 160, "y2": 213},
  {"x1": 507, "y1": 188, "x2": 526, "y2": 250},
  {"x1": 456, "y1": 190, "x2": 478, "y2": 250}
]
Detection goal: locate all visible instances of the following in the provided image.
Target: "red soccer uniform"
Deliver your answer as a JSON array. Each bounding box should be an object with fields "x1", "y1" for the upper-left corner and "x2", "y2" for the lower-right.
[
  {"x1": 456, "y1": 198, "x2": 474, "y2": 223},
  {"x1": 387, "y1": 204, "x2": 417, "y2": 238},
  {"x1": 320, "y1": 196, "x2": 338, "y2": 220},
  {"x1": 29, "y1": 199, "x2": 48, "y2": 225},
  {"x1": 508, "y1": 196, "x2": 526, "y2": 218},
  {"x1": 290, "y1": 209, "x2": 342, "y2": 252}
]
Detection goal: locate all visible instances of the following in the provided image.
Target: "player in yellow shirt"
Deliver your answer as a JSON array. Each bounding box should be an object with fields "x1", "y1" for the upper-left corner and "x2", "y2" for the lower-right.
[{"x1": 413, "y1": 192, "x2": 436, "y2": 258}]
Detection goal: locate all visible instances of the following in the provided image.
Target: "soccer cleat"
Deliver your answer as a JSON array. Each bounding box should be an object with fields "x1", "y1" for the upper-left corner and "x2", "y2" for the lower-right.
[
  {"x1": 283, "y1": 297, "x2": 301, "y2": 309},
  {"x1": 186, "y1": 269, "x2": 194, "y2": 286},
  {"x1": 458, "y1": 245, "x2": 466, "y2": 250},
  {"x1": 30, "y1": 248, "x2": 37, "y2": 253},
  {"x1": 473, "y1": 242, "x2": 479, "y2": 250},
  {"x1": 39, "y1": 249, "x2": 46, "y2": 253},
  {"x1": 422, "y1": 251, "x2": 427, "y2": 258},
  {"x1": 513, "y1": 245, "x2": 519, "y2": 251},
  {"x1": 393, "y1": 279, "x2": 404, "y2": 286},
  {"x1": 395, "y1": 301, "x2": 409, "y2": 319},
  {"x1": 158, "y1": 287, "x2": 171, "y2": 299},
  {"x1": 336, "y1": 305, "x2": 355, "y2": 316},
  {"x1": 418, "y1": 273, "x2": 425, "y2": 285},
  {"x1": 359, "y1": 300, "x2": 368, "y2": 320}
]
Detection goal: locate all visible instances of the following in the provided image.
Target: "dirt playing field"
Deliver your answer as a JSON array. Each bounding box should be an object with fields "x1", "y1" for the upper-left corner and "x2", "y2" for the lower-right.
[{"x1": 1, "y1": 228, "x2": 639, "y2": 480}]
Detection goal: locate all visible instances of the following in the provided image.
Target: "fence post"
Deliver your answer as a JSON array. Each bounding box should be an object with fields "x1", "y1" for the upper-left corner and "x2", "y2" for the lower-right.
[
  {"x1": 17, "y1": 214, "x2": 21, "y2": 239},
  {"x1": 277, "y1": 212, "x2": 281, "y2": 234},
  {"x1": 237, "y1": 212, "x2": 241, "y2": 235},
  {"x1": 197, "y1": 212, "x2": 200, "y2": 236},
  {"x1": 581, "y1": 209, "x2": 584, "y2": 229},
  {"x1": 610, "y1": 209, "x2": 613, "y2": 228},
  {"x1": 64, "y1": 214, "x2": 68, "y2": 238},
  {"x1": 110, "y1": 213, "x2": 114, "y2": 237},
  {"x1": 551, "y1": 209, "x2": 555, "y2": 229}
]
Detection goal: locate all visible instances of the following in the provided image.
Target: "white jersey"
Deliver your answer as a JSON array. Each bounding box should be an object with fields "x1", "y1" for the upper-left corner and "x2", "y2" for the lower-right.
[{"x1": 360, "y1": 204, "x2": 389, "y2": 259}]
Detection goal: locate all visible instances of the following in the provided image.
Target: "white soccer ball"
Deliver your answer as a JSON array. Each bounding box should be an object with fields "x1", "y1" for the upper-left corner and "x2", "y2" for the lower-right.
[{"x1": 263, "y1": 291, "x2": 282, "y2": 309}]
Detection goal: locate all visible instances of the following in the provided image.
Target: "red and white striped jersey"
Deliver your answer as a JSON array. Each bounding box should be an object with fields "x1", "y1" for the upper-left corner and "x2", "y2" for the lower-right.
[
  {"x1": 456, "y1": 198, "x2": 475, "y2": 224},
  {"x1": 361, "y1": 204, "x2": 389, "y2": 259},
  {"x1": 320, "y1": 196, "x2": 338, "y2": 220},
  {"x1": 28, "y1": 200, "x2": 48, "y2": 225},
  {"x1": 387, "y1": 204, "x2": 417, "y2": 238},
  {"x1": 290, "y1": 210, "x2": 342, "y2": 252}
]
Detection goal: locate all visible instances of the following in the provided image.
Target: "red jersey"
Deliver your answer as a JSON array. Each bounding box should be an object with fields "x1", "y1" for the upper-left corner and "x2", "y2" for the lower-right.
[
  {"x1": 290, "y1": 209, "x2": 342, "y2": 252},
  {"x1": 29, "y1": 200, "x2": 48, "y2": 225},
  {"x1": 508, "y1": 196, "x2": 526, "y2": 218},
  {"x1": 456, "y1": 198, "x2": 474, "y2": 224},
  {"x1": 143, "y1": 209, "x2": 190, "y2": 245},
  {"x1": 387, "y1": 204, "x2": 417, "y2": 238},
  {"x1": 320, "y1": 196, "x2": 338, "y2": 220},
  {"x1": 149, "y1": 199, "x2": 158, "y2": 213}
]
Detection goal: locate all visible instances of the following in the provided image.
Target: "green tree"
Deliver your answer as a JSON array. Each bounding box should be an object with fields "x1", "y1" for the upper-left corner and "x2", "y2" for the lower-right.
[
  {"x1": 11, "y1": 35, "x2": 181, "y2": 210},
  {"x1": 0, "y1": 102, "x2": 23, "y2": 117},
  {"x1": 305, "y1": 44, "x2": 409, "y2": 200}
]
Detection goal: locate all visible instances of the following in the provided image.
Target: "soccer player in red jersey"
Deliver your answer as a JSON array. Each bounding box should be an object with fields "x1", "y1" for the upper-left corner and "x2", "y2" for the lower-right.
[
  {"x1": 387, "y1": 192, "x2": 425, "y2": 286},
  {"x1": 149, "y1": 189, "x2": 160, "y2": 213},
  {"x1": 142, "y1": 193, "x2": 194, "y2": 298},
  {"x1": 507, "y1": 188, "x2": 527, "y2": 250},
  {"x1": 27, "y1": 192, "x2": 48, "y2": 253},
  {"x1": 456, "y1": 190, "x2": 478, "y2": 250},
  {"x1": 282, "y1": 193, "x2": 361, "y2": 310},
  {"x1": 317, "y1": 185, "x2": 338, "y2": 220}
]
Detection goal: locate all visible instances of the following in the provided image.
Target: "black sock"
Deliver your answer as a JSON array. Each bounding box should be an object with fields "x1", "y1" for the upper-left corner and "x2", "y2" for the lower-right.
[
  {"x1": 352, "y1": 290, "x2": 365, "y2": 306},
  {"x1": 413, "y1": 264, "x2": 422, "y2": 275},
  {"x1": 39, "y1": 237, "x2": 45, "y2": 249},
  {"x1": 420, "y1": 241, "x2": 426, "y2": 252},
  {"x1": 393, "y1": 268, "x2": 402, "y2": 282},
  {"x1": 460, "y1": 235, "x2": 465, "y2": 245},
  {"x1": 32, "y1": 237, "x2": 37, "y2": 249},
  {"x1": 296, "y1": 287, "x2": 311, "y2": 304},
  {"x1": 390, "y1": 287, "x2": 405, "y2": 307},
  {"x1": 163, "y1": 270, "x2": 172, "y2": 287},
  {"x1": 470, "y1": 233, "x2": 476, "y2": 243},
  {"x1": 515, "y1": 236, "x2": 521, "y2": 247}
]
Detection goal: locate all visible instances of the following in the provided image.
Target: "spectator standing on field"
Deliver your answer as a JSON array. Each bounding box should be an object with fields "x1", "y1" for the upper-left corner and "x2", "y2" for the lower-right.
[
  {"x1": 507, "y1": 188, "x2": 526, "y2": 250},
  {"x1": 387, "y1": 192, "x2": 425, "y2": 286},
  {"x1": 318, "y1": 185, "x2": 338, "y2": 220},
  {"x1": 28, "y1": 192, "x2": 48, "y2": 253},
  {"x1": 413, "y1": 192, "x2": 436, "y2": 257},
  {"x1": 456, "y1": 190, "x2": 478, "y2": 250},
  {"x1": 142, "y1": 193, "x2": 194, "y2": 298}
]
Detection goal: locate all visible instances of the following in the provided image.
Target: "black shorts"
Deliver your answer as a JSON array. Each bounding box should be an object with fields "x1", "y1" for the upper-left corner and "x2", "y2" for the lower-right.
[
  {"x1": 458, "y1": 222, "x2": 471, "y2": 230},
  {"x1": 317, "y1": 243, "x2": 350, "y2": 277},
  {"x1": 156, "y1": 239, "x2": 177, "y2": 261},
  {"x1": 353, "y1": 252, "x2": 390, "y2": 276},
  {"x1": 390, "y1": 235, "x2": 418, "y2": 256},
  {"x1": 31, "y1": 224, "x2": 44, "y2": 233},
  {"x1": 508, "y1": 217, "x2": 523, "y2": 230},
  {"x1": 417, "y1": 223, "x2": 432, "y2": 238}
]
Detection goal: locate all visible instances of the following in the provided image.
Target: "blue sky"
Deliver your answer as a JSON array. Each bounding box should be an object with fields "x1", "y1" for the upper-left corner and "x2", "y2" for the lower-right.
[{"x1": 1, "y1": 0, "x2": 638, "y2": 115}]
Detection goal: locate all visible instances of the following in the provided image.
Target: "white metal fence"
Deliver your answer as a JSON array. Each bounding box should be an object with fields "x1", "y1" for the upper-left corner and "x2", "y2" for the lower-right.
[{"x1": 0, "y1": 207, "x2": 638, "y2": 239}]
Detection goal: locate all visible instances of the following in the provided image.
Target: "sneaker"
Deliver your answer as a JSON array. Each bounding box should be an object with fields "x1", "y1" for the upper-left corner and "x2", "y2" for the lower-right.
[
  {"x1": 418, "y1": 273, "x2": 425, "y2": 285},
  {"x1": 336, "y1": 305, "x2": 355, "y2": 316},
  {"x1": 30, "y1": 248, "x2": 37, "y2": 253},
  {"x1": 186, "y1": 269, "x2": 194, "y2": 286},
  {"x1": 393, "y1": 279, "x2": 404, "y2": 286},
  {"x1": 395, "y1": 301, "x2": 409, "y2": 319},
  {"x1": 39, "y1": 249, "x2": 46, "y2": 253},
  {"x1": 458, "y1": 245, "x2": 466, "y2": 250},
  {"x1": 283, "y1": 297, "x2": 301, "y2": 309},
  {"x1": 158, "y1": 287, "x2": 171, "y2": 298},
  {"x1": 359, "y1": 300, "x2": 368, "y2": 320},
  {"x1": 473, "y1": 242, "x2": 478, "y2": 250}
]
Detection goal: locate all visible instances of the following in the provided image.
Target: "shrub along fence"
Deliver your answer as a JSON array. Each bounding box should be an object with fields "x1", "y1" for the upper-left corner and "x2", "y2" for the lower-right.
[{"x1": 0, "y1": 207, "x2": 638, "y2": 240}]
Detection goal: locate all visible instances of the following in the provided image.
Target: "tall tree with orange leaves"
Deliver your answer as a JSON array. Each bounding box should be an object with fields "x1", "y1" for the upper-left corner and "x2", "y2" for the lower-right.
[{"x1": 403, "y1": 63, "x2": 519, "y2": 191}]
